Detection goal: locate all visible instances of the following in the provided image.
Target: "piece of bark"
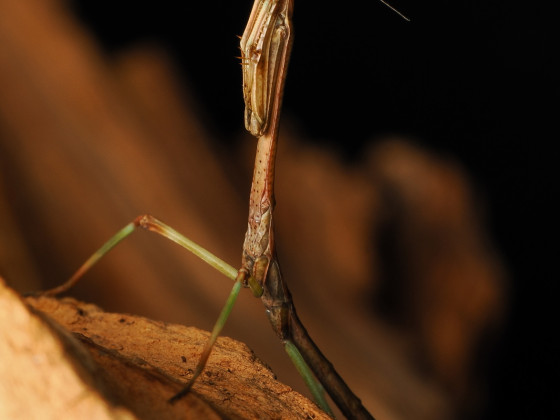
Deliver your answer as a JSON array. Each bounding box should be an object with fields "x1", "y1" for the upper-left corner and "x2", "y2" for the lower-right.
[
  {"x1": 0, "y1": 277, "x2": 135, "y2": 420},
  {"x1": 0, "y1": 277, "x2": 330, "y2": 420}
]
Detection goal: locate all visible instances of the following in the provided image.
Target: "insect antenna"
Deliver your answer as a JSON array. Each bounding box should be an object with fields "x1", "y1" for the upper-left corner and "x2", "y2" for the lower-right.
[{"x1": 378, "y1": 0, "x2": 410, "y2": 21}]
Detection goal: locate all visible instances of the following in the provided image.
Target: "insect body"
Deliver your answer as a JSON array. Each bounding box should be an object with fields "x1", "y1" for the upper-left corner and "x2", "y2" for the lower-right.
[
  {"x1": 42, "y1": 0, "x2": 389, "y2": 417},
  {"x1": 238, "y1": 1, "x2": 376, "y2": 419},
  {"x1": 240, "y1": 0, "x2": 293, "y2": 137}
]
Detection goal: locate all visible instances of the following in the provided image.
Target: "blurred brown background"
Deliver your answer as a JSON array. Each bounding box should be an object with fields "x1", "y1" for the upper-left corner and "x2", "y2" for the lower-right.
[{"x1": 0, "y1": 0, "x2": 554, "y2": 419}]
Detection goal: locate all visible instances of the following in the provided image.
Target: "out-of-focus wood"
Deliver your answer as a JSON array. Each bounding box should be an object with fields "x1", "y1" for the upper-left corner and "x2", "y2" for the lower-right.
[
  {"x1": 0, "y1": 278, "x2": 330, "y2": 420},
  {"x1": 367, "y1": 141, "x2": 505, "y2": 404},
  {"x1": 0, "y1": 176, "x2": 42, "y2": 291},
  {"x1": 0, "y1": 0, "x2": 506, "y2": 418}
]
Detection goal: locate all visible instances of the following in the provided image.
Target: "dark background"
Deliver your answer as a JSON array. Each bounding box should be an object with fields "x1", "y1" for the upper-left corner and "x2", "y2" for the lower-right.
[{"x1": 68, "y1": 0, "x2": 556, "y2": 418}]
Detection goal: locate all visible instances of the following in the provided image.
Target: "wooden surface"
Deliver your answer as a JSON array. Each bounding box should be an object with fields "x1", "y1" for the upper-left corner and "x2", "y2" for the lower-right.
[{"x1": 1, "y1": 278, "x2": 330, "y2": 419}]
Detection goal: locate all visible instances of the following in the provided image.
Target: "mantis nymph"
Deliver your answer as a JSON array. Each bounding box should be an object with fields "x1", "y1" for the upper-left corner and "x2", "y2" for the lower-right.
[{"x1": 42, "y1": 0, "x2": 408, "y2": 418}]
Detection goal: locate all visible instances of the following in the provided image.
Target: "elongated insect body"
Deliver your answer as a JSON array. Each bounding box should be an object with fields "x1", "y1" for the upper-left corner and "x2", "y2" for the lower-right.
[
  {"x1": 240, "y1": 0, "x2": 293, "y2": 137},
  {"x1": 40, "y1": 0, "x2": 398, "y2": 417}
]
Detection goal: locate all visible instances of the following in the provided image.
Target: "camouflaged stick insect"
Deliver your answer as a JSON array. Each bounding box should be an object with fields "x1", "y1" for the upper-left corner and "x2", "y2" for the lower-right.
[
  {"x1": 235, "y1": 0, "x2": 377, "y2": 418},
  {"x1": 42, "y1": 0, "x2": 409, "y2": 418}
]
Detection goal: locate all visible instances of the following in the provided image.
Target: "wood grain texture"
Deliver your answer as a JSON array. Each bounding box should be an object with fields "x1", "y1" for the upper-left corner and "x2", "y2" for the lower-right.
[{"x1": 1, "y1": 278, "x2": 330, "y2": 419}]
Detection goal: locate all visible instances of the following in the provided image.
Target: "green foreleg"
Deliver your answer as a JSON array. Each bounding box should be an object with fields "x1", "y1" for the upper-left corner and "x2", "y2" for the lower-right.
[{"x1": 285, "y1": 340, "x2": 334, "y2": 417}]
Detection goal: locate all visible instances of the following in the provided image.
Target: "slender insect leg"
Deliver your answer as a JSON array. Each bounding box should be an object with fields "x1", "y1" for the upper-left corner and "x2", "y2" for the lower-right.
[
  {"x1": 40, "y1": 221, "x2": 137, "y2": 296},
  {"x1": 39, "y1": 214, "x2": 248, "y2": 402},
  {"x1": 41, "y1": 214, "x2": 238, "y2": 297},
  {"x1": 169, "y1": 274, "x2": 243, "y2": 403},
  {"x1": 289, "y1": 305, "x2": 375, "y2": 420},
  {"x1": 284, "y1": 340, "x2": 333, "y2": 416}
]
